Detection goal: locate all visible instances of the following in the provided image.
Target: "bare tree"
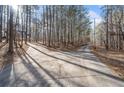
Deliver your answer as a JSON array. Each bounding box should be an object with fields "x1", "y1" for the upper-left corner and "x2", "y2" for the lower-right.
[{"x1": 8, "y1": 6, "x2": 14, "y2": 54}]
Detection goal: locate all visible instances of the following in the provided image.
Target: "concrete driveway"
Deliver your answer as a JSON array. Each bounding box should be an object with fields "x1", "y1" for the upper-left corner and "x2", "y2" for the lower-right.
[{"x1": 0, "y1": 43, "x2": 124, "y2": 87}]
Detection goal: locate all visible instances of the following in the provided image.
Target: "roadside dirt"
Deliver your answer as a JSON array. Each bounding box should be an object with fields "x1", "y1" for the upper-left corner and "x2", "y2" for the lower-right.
[
  {"x1": 91, "y1": 46, "x2": 124, "y2": 79},
  {"x1": 0, "y1": 42, "x2": 8, "y2": 69},
  {"x1": 0, "y1": 42, "x2": 29, "y2": 70}
]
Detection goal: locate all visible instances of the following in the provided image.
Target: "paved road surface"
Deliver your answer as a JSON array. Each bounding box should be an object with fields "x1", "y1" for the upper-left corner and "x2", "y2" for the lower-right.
[{"x1": 0, "y1": 43, "x2": 124, "y2": 87}]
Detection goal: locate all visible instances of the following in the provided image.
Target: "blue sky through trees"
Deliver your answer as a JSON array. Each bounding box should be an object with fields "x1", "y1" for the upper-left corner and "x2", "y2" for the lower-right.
[{"x1": 85, "y1": 5, "x2": 103, "y2": 29}]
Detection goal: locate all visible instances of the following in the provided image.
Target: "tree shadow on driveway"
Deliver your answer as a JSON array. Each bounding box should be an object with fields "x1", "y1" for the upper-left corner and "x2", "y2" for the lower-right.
[
  {"x1": 15, "y1": 48, "x2": 51, "y2": 87},
  {"x1": 0, "y1": 53, "x2": 13, "y2": 87},
  {"x1": 21, "y1": 48, "x2": 65, "y2": 87},
  {"x1": 15, "y1": 47, "x2": 65, "y2": 87},
  {"x1": 28, "y1": 44, "x2": 124, "y2": 84}
]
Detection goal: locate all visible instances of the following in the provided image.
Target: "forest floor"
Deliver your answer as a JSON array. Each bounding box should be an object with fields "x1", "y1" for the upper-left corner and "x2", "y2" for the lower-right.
[
  {"x1": 0, "y1": 43, "x2": 124, "y2": 86},
  {"x1": 92, "y1": 46, "x2": 124, "y2": 79},
  {"x1": 0, "y1": 41, "x2": 28, "y2": 70},
  {"x1": 0, "y1": 41, "x2": 8, "y2": 69}
]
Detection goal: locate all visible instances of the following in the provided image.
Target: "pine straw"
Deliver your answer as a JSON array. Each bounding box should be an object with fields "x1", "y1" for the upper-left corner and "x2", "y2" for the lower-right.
[
  {"x1": 0, "y1": 43, "x2": 29, "y2": 70},
  {"x1": 91, "y1": 46, "x2": 124, "y2": 79},
  {"x1": 0, "y1": 42, "x2": 8, "y2": 69},
  {"x1": 14, "y1": 43, "x2": 29, "y2": 55}
]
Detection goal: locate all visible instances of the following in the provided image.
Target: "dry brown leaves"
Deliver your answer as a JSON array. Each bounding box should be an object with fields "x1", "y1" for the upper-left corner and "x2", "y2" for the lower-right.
[{"x1": 92, "y1": 46, "x2": 124, "y2": 79}]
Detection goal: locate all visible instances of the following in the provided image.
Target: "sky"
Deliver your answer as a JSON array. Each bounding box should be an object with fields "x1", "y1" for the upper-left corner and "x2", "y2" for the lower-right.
[{"x1": 85, "y1": 5, "x2": 103, "y2": 29}]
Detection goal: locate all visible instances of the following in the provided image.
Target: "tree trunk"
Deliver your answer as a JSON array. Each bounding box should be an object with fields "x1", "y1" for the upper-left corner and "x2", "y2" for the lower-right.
[
  {"x1": 8, "y1": 6, "x2": 14, "y2": 54},
  {"x1": 0, "y1": 5, "x2": 3, "y2": 42},
  {"x1": 106, "y1": 5, "x2": 109, "y2": 50}
]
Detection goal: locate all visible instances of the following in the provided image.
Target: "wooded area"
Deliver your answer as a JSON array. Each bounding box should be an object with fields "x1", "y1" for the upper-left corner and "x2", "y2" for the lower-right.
[
  {"x1": 92, "y1": 5, "x2": 124, "y2": 80},
  {"x1": 0, "y1": 5, "x2": 91, "y2": 54},
  {"x1": 0, "y1": 5, "x2": 124, "y2": 87},
  {"x1": 95, "y1": 5, "x2": 124, "y2": 51}
]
